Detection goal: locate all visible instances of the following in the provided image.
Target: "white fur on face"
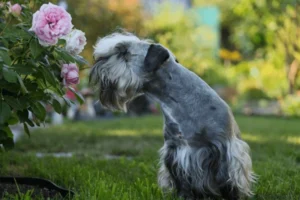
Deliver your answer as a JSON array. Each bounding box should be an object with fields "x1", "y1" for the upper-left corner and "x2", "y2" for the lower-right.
[
  {"x1": 90, "y1": 32, "x2": 150, "y2": 111},
  {"x1": 93, "y1": 33, "x2": 140, "y2": 59}
]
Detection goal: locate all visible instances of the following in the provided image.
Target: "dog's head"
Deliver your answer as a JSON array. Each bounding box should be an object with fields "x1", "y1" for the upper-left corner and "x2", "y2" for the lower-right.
[{"x1": 89, "y1": 32, "x2": 171, "y2": 111}]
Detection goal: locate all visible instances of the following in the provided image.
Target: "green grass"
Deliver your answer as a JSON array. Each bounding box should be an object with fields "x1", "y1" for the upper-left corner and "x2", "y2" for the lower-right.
[{"x1": 1, "y1": 115, "x2": 300, "y2": 199}]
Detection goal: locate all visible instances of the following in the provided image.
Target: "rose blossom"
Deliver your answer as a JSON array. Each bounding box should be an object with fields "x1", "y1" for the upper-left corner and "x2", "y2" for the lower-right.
[
  {"x1": 61, "y1": 63, "x2": 80, "y2": 86},
  {"x1": 63, "y1": 29, "x2": 87, "y2": 55},
  {"x1": 10, "y1": 3, "x2": 22, "y2": 17},
  {"x1": 29, "y1": 3, "x2": 73, "y2": 46}
]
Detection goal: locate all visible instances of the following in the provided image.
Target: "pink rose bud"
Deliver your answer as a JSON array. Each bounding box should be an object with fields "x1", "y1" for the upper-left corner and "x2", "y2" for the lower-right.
[
  {"x1": 10, "y1": 3, "x2": 22, "y2": 16},
  {"x1": 61, "y1": 63, "x2": 80, "y2": 86},
  {"x1": 29, "y1": 3, "x2": 73, "y2": 46}
]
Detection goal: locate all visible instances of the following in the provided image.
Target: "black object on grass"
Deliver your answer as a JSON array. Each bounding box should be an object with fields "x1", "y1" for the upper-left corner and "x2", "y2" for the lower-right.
[{"x1": 0, "y1": 176, "x2": 75, "y2": 198}]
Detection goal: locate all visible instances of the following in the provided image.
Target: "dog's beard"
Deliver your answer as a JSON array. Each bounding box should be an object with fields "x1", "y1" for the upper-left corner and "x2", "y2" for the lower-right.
[{"x1": 89, "y1": 55, "x2": 142, "y2": 111}]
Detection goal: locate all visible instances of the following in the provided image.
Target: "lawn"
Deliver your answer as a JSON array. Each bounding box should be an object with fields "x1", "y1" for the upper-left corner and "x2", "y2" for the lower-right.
[{"x1": 1, "y1": 115, "x2": 300, "y2": 200}]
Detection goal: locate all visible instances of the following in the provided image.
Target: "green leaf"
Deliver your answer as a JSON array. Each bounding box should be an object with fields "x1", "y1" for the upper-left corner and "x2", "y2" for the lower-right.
[
  {"x1": 38, "y1": 66, "x2": 57, "y2": 87},
  {"x1": 0, "y1": 49, "x2": 12, "y2": 65},
  {"x1": 0, "y1": 126, "x2": 13, "y2": 139},
  {"x1": 0, "y1": 126, "x2": 14, "y2": 150},
  {"x1": 3, "y1": 95, "x2": 23, "y2": 110},
  {"x1": 3, "y1": 67, "x2": 18, "y2": 83},
  {"x1": 57, "y1": 39, "x2": 66, "y2": 46},
  {"x1": 0, "y1": 101, "x2": 11, "y2": 124},
  {"x1": 74, "y1": 55, "x2": 89, "y2": 65},
  {"x1": 7, "y1": 113, "x2": 19, "y2": 125},
  {"x1": 30, "y1": 102, "x2": 46, "y2": 121},
  {"x1": 63, "y1": 96, "x2": 73, "y2": 106},
  {"x1": 12, "y1": 64, "x2": 35, "y2": 75},
  {"x1": 52, "y1": 98, "x2": 62, "y2": 114},
  {"x1": 68, "y1": 86, "x2": 85, "y2": 104},
  {"x1": 17, "y1": 109, "x2": 29, "y2": 123},
  {"x1": 55, "y1": 49, "x2": 75, "y2": 63},
  {"x1": 26, "y1": 118, "x2": 35, "y2": 127},
  {"x1": 30, "y1": 38, "x2": 44, "y2": 59},
  {"x1": 23, "y1": 122, "x2": 30, "y2": 137}
]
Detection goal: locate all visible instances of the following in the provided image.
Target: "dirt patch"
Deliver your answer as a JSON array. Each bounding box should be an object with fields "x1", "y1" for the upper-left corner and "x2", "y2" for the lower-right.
[{"x1": 0, "y1": 183, "x2": 63, "y2": 199}]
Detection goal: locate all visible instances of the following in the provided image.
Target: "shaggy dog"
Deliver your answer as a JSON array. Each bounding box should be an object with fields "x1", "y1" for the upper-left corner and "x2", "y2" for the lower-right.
[{"x1": 89, "y1": 32, "x2": 256, "y2": 200}]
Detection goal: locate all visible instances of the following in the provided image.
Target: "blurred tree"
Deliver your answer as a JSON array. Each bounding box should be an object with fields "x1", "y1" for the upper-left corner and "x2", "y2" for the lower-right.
[
  {"x1": 144, "y1": 3, "x2": 222, "y2": 82},
  {"x1": 108, "y1": 0, "x2": 144, "y2": 34},
  {"x1": 275, "y1": 5, "x2": 300, "y2": 94},
  {"x1": 228, "y1": 0, "x2": 299, "y2": 95},
  {"x1": 65, "y1": 0, "x2": 144, "y2": 63},
  {"x1": 192, "y1": 0, "x2": 239, "y2": 50},
  {"x1": 230, "y1": 0, "x2": 297, "y2": 56}
]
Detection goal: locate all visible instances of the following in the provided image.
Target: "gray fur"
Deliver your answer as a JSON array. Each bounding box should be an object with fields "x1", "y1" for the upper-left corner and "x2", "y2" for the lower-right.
[{"x1": 90, "y1": 32, "x2": 256, "y2": 200}]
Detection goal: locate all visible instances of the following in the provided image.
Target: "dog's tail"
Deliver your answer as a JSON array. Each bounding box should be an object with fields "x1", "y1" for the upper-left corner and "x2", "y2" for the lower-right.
[{"x1": 226, "y1": 136, "x2": 257, "y2": 197}]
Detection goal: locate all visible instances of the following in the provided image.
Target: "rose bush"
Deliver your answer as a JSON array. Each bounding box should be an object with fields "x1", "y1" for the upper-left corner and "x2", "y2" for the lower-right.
[{"x1": 0, "y1": 1, "x2": 88, "y2": 150}]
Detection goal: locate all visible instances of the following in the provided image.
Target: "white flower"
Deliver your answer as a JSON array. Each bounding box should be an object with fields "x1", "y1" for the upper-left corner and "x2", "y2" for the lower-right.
[{"x1": 63, "y1": 29, "x2": 87, "y2": 55}]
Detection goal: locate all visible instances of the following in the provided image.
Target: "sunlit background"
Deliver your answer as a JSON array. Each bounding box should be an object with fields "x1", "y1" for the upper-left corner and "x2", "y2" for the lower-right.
[
  {"x1": 2, "y1": 1, "x2": 300, "y2": 199},
  {"x1": 40, "y1": 0, "x2": 300, "y2": 118}
]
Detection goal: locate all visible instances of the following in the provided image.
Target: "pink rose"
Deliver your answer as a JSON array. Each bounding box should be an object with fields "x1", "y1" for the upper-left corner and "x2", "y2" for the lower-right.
[
  {"x1": 29, "y1": 3, "x2": 73, "y2": 46},
  {"x1": 10, "y1": 3, "x2": 22, "y2": 16},
  {"x1": 61, "y1": 63, "x2": 80, "y2": 86}
]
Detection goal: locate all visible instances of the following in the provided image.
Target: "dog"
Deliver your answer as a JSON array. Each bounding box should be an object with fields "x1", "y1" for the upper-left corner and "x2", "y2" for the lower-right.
[{"x1": 89, "y1": 32, "x2": 256, "y2": 200}]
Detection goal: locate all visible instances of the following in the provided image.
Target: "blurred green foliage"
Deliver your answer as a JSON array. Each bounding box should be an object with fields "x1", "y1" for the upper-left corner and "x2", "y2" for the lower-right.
[
  {"x1": 228, "y1": 0, "x2": 300, "y2": 96},
  {"x1": 65, "y1": 0, "x2": 144, "y2": 63},
  {"x1": 27, "y1": 0, "x2": 299, "y2": 115},
  {"x1": 144, "y1": 3, "x2": 228, "y2": 86},
  {"x1": 280, "y1": 95, "x2": 300, "y2": 117},
  {"x1": 226, "y1": 60, "x2": 288, "y2": 98}
]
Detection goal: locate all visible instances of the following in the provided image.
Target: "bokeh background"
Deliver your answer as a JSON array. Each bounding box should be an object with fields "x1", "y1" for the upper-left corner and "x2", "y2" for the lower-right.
[
  {"x1": 46, "y1": 0, "x2": 300, "y2": 118},
  {"x1": 11, "y1": 0, "x2": 300, "y2": 119},
  {"x1": 2, "y1": 1, "x2": 300, "y2": 199}
]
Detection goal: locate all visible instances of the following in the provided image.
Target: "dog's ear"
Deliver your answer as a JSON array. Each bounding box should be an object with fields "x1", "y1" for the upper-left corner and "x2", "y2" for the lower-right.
[{"x1": 144, "y1": 44, "x2": 170, "y2": 72}]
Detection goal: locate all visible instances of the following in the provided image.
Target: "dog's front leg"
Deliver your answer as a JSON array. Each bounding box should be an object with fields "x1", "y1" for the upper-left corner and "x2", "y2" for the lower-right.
[{"x1": 161, "y1": 123, "x2": 198, "y2": 199}]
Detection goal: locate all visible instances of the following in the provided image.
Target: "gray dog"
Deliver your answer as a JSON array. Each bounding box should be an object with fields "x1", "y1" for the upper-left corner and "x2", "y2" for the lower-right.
[{"x1": 89, "y1": 32, "x2": 256, "y2": 200}]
